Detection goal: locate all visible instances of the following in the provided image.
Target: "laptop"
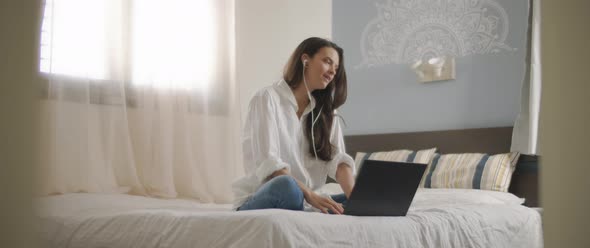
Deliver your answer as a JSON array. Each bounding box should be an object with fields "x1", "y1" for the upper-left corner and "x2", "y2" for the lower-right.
[{"x1": 343, "y1": 160, "x2": 427, "y2": 216}]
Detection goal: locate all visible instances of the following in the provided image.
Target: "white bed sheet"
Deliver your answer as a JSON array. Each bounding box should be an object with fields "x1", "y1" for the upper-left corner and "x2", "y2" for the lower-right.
[{"x1": 36, "y1": 188, "x2": 543, "y2": 248}]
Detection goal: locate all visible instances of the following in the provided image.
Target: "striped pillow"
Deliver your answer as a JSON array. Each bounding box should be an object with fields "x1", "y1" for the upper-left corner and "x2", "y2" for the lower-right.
[
  {"x1": 354, "y1": 148, "x2": 437, "y2": 179},
  {"x1": 422, "y1": 152, "x2": 520, "y2": 192}
]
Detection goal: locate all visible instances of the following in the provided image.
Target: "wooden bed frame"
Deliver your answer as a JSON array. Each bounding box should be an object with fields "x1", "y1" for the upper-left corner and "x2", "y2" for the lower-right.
[{"x1": 344, "y1": 126, "x2": 539, "y2": 207}]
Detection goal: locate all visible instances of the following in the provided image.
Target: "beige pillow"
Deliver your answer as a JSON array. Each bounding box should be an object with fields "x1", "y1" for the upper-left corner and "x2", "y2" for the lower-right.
[
  {"x1": 354, "y1": 148, "x2": 437, "y2": 181},
  {"x1": 422, "y1": 152, "x2": 520, "y2": 192}
]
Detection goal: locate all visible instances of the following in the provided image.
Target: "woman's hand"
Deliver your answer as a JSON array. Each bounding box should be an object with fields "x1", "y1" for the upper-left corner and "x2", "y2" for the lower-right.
[
  {"x1": 304, "y1": 191, "x2": 344, "y2": 214},
  {"x1": 266, "y1": 170, "x2": 343, "y2": 214}
]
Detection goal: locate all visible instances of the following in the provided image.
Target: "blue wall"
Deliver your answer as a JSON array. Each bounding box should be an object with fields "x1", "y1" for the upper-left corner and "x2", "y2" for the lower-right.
[{"x1": 333, "y1": 0, "x2": 529, "y2": 135}]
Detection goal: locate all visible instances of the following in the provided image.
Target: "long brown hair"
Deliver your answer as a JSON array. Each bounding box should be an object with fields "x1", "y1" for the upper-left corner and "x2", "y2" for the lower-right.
[{"x1": 283, "y1": 37, "x2": 348, "y2": 161}]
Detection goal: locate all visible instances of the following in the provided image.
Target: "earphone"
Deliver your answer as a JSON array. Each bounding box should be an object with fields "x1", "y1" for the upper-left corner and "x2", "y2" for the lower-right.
[{"x1": 302, "y1": 59, "x2": 323, "y2": 160}]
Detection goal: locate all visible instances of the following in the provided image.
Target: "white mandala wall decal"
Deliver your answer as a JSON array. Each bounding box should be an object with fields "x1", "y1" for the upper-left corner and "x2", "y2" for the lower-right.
[{"x1": 357, "y1": 0, "x2": 516, "y2": 68}]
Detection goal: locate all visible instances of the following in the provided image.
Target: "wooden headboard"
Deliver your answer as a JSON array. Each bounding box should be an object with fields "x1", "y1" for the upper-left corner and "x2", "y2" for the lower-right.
[{"x1": 344, "y1": 127, "x2": 539, "y2": 207}]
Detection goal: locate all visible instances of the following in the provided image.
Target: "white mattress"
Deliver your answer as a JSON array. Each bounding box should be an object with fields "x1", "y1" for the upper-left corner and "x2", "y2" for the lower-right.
[{"x1": 36, "y1": 187, "x2": 543, "y2": 248}]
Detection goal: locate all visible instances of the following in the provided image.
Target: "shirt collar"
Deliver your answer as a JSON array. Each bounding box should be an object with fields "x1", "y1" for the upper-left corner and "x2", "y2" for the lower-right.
[{"x1": 275, "y1": 79, "x2": 316, "y2": 114}]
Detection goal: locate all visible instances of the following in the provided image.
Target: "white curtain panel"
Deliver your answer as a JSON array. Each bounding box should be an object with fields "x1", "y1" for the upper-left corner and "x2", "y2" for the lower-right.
[
  {"x1": 512, "y1": 0, "x2": 541, "y2": 155},
  {"x1": 37, "y1": 0, "x2": 243, "y2": 203}
]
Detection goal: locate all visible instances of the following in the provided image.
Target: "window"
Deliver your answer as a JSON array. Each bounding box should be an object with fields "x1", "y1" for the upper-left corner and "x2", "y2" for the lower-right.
[
  {"x1": 40, "y1": 0, "x2": 107, "y2": 79},
  {"x1": 39, "y1": 0, "x2": 53, "y2": 73},
  {"x1": 39, "y1": 0, "x2": 217, "y2": 90}
]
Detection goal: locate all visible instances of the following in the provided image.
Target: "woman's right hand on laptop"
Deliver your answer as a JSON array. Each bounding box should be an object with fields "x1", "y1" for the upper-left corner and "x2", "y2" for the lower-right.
[{"x1": 305, "y1": 191, "x2": 344, "y2": 214}]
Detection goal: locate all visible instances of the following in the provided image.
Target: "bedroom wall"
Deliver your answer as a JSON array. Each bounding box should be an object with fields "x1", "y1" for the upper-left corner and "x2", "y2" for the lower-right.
[
  {"x1": 333, "y1": 0, "x2": 530, "y2": 135},
  {"x1": 0, "y1": 0, "x2": 40, "y2": 247},
  {"x1": 236, "y1": 0, "x2": 332, "y2": 120},
  {"x1": 540, "y1": 0, "x2": 590, "y2": 247}
]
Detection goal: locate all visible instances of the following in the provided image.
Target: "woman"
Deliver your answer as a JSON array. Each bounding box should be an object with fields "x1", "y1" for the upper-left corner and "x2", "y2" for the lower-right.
[{"x1": 232, "y1": 37, "x2": 356, "y2": 214}]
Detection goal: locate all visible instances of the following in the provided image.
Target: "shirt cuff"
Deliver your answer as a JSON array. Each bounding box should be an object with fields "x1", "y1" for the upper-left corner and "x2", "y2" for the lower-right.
[
  {"x1": 327, "y1": 153, "x2": 356, "y2": 181},
  {"x1": 255, "y1": 158, "x2": 289, "y2": 183}
]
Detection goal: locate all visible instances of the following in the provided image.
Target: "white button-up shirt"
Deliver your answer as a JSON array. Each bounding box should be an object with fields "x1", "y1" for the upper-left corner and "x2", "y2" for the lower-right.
[{"x1": 232, "y1": 79, "x2": 356, "y2": 209}]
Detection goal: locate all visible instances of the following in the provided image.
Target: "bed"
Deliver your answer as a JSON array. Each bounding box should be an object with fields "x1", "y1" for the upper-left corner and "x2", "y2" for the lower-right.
[{"x1": 35, "y1": 127, "x2": 543, "y2": 247}]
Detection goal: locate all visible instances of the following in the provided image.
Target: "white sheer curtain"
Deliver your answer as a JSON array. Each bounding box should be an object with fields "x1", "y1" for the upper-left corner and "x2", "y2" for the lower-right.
[
  {"x1": 512, "y1": 0, "x2": 541, "y2": 155},
  {"x1": 37, "y1": 0, "x2": 243, "y2": 203}
]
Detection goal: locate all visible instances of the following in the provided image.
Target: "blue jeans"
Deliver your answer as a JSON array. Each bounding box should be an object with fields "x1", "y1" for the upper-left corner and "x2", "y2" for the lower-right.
[{"x1": 237, "y1": 175, "x2": 347, "y2": 212}]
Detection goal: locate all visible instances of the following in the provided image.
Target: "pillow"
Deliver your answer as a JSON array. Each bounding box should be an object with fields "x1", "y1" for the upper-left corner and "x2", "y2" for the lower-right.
[
  {"x1": 412, "y1": 188, "x2": 525, "y2": 207},
  {"x1": 419, "y1": 153, "x2": 440, "y2": 188},
  {"x1": 423, "y1": 152, "x2": 520, "y2": 192},
  {"x1": 354, "y1": 148, "x2": 437, "y2": 180},
  {"x1": 317, "y1": 184, "x2": 525, "y2": 206}
]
